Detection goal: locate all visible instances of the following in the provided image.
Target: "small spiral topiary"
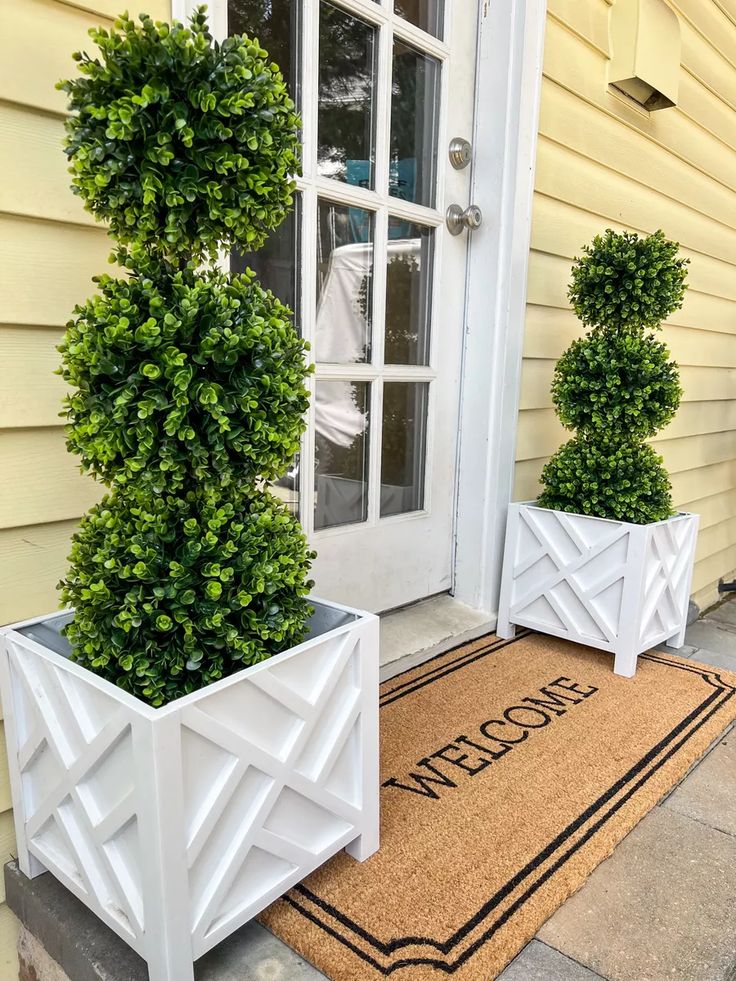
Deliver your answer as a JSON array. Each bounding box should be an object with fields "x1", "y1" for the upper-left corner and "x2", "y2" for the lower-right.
[
  {"x1": 58, "y1": 8, "x2": 313, "y2": 706},
  {"x1": 59, "y1": 8, "x2": 300, "y2": 261},
  {"x1": 538, "y1": 229, "x2": 688, "y2": 524}
]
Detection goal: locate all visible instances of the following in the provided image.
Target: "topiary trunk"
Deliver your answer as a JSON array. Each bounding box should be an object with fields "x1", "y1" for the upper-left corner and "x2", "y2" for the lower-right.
[
  {"x1": 537, "y1": 229, "x2": 688, "y2": 524},
  {"x1": 56, "y1": 7, "x2": 313, "y2": 706}
]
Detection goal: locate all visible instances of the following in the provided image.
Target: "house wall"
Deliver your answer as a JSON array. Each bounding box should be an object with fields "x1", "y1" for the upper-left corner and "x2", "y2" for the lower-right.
[
  {"x1": 0, "y1": 0, "x2": 169, "y2": 973},
  {"x1": 514, "y1": 0, "x2": 736, "y2": 612}
]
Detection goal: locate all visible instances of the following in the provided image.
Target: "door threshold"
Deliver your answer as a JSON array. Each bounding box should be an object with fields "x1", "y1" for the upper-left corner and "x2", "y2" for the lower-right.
[{"x1": 379, "y1": 594, "x2": 495, "y2": 682}]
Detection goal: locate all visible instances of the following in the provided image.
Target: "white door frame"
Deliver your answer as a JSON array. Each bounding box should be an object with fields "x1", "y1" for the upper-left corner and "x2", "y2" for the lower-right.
[
  {"x1": 453, "y1": 0, "x2": 546, "y2": 618},
  {"x1": 172, "y1": 0, "x2": 547, "y2": 622}
]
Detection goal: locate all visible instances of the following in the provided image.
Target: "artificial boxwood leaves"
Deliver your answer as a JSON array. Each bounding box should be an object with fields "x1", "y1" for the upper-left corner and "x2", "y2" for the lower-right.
[
  {"x1": 57, "y1": 9, "x2": 313, "y2": 706},
  {"x1": 58, "y1": 7, "x2": 300, "y2": 262},
  {"x1": 551, "y1": 329, "x2": 681, "y2": 439},
  {"x1": 61, "y1": 485, "x2": 314, "y2": 705},
  {"x1": 59, "y1": 261, "x2": 310, "y2": 492},
  {"x1": 568, "y1": 229, "x2": 688, "y2": 331}
]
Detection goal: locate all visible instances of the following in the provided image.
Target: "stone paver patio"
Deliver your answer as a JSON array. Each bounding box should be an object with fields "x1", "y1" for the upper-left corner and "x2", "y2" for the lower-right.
[
  {"x1": 503, "y1": 596, "x2": 736, "y2": 981},
  {"x1": 9, "y1": 598, "x2": 736, "y2": 981}
]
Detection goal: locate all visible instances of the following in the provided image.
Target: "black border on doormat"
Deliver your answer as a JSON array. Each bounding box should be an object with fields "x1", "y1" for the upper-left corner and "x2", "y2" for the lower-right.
[{"x1": 280, "y1": 635, "x2": 736, "y2": 975}]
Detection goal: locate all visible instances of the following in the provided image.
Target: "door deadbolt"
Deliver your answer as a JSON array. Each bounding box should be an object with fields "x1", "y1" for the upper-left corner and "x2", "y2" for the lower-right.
[
  {"x1": 448, "y1": 137, "x2": 472, "y2": 170},
  {"x1": 446, "y1": 203, "x2": 483, "y2": 235}
]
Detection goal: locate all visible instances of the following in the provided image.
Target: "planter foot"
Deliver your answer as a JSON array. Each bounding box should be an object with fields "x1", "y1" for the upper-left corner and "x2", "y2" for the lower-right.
[
  {"x1": 144, "y1": 928, "x2": 196, "y2": 981},
  {"x1": 345, "y1": 830, "x2": 379, "y2": 862},
  {"x1": 613, "y1": 647, "x2": 638, "y2": 678},
  {"x1": 19, "y1": 853, "x2": 46, "y2": 880},
  {"x1": 496, "y1": 620, "x2": 516, "y2": 641},
  {"x1": 664, "y1": 628, "x2": 686, "y2": 650}
]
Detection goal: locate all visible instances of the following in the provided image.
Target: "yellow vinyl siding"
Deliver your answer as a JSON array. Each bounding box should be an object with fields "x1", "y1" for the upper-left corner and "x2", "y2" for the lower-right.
[
  {"x1": 0, "y1": 329, "x2": 68, "y2": 428},
  {"x1": 0, "y1": 430, "x2": 102, "y2": 529},
  {"x1": 0, "y1": 0, "x2": 170, "y2": 116},
  {"x1": 0, "y1": 0, "x2": 170, "y2": 972},
  {"x1": 0, "y1": 215, "x2": 112, "y2": 326},
  {"x1": 517, "y1": 0, "x2": 736, "y2": 613},
  {"x1": 0, "y1": 521, "x2": 81, "y2": 625},
  {"x1": 0, "y1": 908, "x2": 18, "y2": 980},
  {"x1": 0, "y1": 103, "x2": 94, "y2": 227}
]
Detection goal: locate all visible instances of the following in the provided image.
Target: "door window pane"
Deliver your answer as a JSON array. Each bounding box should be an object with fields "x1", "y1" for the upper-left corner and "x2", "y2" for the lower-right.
[
  {"x1": 271, "y1": 457, "x2": 301, "y2": 517},
  {"x1": 232, "y1": 199, "x2": 302, "y2": 520},
  {"x1": 394, "y1": 0, "x2": 444, "y2": 39},
  {"x1": 316, "y1": 200, "x2": 374, "y2": 364},
  {"x1": 389, "y1": 41, "x2": 440, "y2": 207},
  {"x1": 228, "y1": 0, "x2": 300, "y2": 106},
  {"x1": 318, "y1": 2, "x2": 377, "y2": 188},
  {"x1": 315, "y1": 381, "x2": 370, "y2": 529},
  {"x1": 381, "y1": 382, "x2": 428, "y2": 516},
  {"x1": 385, "y1": 219, "x2": 433, "y2": 365},
  {"x1": 232, "y1": 196, "x2": 301, "y2": 325}
]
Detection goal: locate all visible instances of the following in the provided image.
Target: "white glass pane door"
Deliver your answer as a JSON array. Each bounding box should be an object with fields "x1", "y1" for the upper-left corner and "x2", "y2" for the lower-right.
[{"x1": 228, "y1": 0, "x2": 478, "y2": 612}]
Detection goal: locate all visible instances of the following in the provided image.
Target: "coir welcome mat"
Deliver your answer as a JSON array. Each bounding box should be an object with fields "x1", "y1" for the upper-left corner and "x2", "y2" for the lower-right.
[{"x1": 261, "y1": 632, "x2": 736, "y2": 979}]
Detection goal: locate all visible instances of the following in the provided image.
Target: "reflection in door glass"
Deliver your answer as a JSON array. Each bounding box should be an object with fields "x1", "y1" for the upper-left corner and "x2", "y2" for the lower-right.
[
  {"x1": 318, "y1": 2, "x2": 377, "y2": 187},
  {"x1": 316, "y1": 200, "x2": 374, "y2": 364},
  {"x1": 385, "y1": 219, "x2": 433, "y2": 365},
  {"x1": 270, "y1": 455, "x2": 301, "y2": 517},
  {"x1": 315, "y1": 381, "x2": 370, "y2": 529},
  {"x1": 232, "y1": 199, "x2": 302, "y2": 518},
  {"x1": 228, "y1": 0, "x2": 300, "y2": 105},
  {"x1": 389, "y1": 41, "x2": 440, "y2": 208},
  {"x1": 381, "y1": 382, "x2": 428, "y2": 516},
  {"x1": 394, "y1": 0, "x2": 444, "y2": 39},
  {"x1": 232, "y1": 196, "x2": 301, "y2": 325}
]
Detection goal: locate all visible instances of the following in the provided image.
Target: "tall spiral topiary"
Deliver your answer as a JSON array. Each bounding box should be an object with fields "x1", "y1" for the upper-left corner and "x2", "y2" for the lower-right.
[
  {"x1": 537, "y1": 229, "x2": 688, "y2": 524},
  {"x1": 56, "y1": 8, "x2": 314, "y2": 706}
]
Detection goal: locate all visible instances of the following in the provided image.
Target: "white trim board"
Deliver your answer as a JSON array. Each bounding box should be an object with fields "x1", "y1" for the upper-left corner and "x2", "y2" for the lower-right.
[{"x1": 453, "y1": 0, "x2": 547, "y2": 617}]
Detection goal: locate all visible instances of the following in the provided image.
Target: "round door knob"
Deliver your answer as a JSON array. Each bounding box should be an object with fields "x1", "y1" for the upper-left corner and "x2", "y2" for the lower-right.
[
  {"x1": 446, "y1": 203, "x2": 483, "y2": 236},
  {"x1": 463, "y1": 204, "x2": 483, "y2": 230}
]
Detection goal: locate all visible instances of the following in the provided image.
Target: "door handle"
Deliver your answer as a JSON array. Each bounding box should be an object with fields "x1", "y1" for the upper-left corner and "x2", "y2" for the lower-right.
[{"x1": 445, "y1": 203, "x2": 483, "y2": 236}]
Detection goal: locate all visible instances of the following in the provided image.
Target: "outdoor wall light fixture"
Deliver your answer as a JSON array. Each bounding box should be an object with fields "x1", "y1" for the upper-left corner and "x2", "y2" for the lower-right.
[{"x1": 608, "y1": 0, "x2": 681, "y2": 110}]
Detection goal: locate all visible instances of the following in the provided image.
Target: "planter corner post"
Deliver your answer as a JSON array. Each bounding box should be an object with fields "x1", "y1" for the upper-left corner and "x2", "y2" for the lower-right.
[{"x1": 345, "y1": 613, "x2": 380, "y2": 862}]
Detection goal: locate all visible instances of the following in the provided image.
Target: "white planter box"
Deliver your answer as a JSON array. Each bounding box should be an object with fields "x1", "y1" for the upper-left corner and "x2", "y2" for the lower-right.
[
  {"x1": 497, "y1": 503, "x2": 699, "y2": 677},
  {"x1": 0, "y1": 600, "x2": 379, "y2": 981}
]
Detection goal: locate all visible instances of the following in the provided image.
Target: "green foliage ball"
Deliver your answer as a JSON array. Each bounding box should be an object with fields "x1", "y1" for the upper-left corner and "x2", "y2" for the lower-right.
[
  {"x1": 568, "y1": 229, "x2": 689, "y2": 330},
  {"x1": 552, "y1": 329, "x2": 681, "y2": 438},
  {"x1": 58, "y1": 7, "x2": 300, "y2": 261},
  {"x1": 537, "y1": 436, "x2": 673, "y2": 525},
  {"x1": 59, "y1": 262, "x2": 310, "y2": 491},
  {"x1": 60, "y1": 485, "x2": 314, "y2": 706}
]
